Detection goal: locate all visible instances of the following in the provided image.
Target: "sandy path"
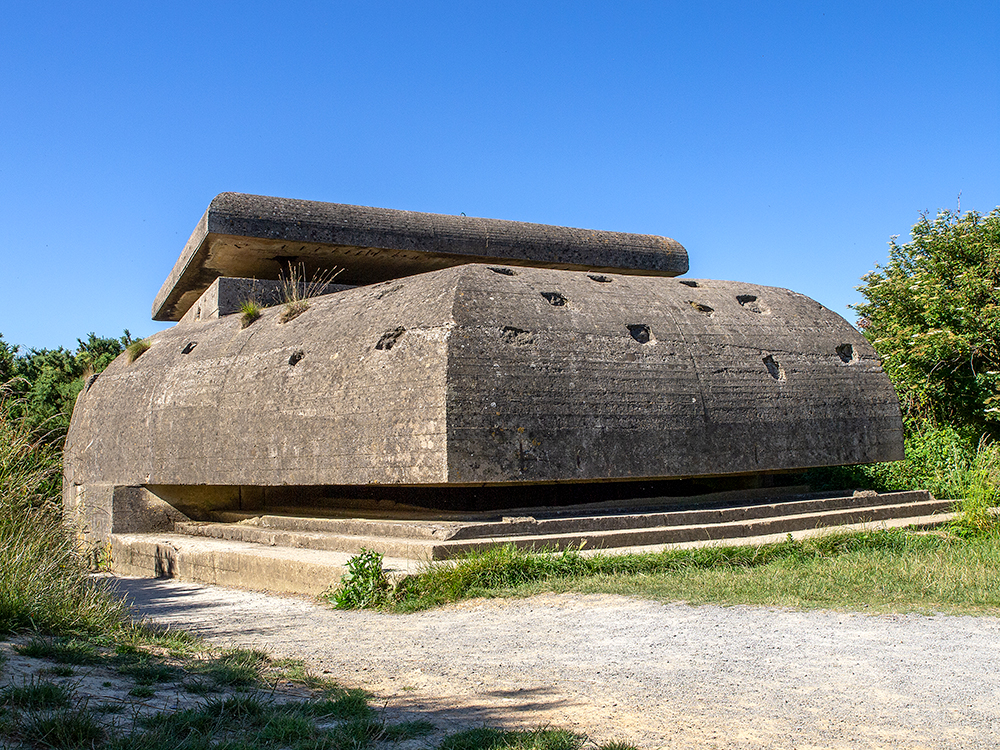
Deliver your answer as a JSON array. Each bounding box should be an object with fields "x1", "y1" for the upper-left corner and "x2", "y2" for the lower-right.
[{"x1": 114, "y1": 577, "x2": 1000, "y2": 749}]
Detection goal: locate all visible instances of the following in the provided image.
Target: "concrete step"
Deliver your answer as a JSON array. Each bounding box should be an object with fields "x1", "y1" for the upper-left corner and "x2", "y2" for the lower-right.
[
  {"x1": 430, "y1": 497, "x2": 955, "y2": 556},
  {"x1": 110, "y1": 491, "x2": 959, "y2": 595},
  {"x1": 172, "y1": 520, "x2": 442, "y2": 560},
  {"x1": 109, "y1": 533, "x2": 419, "y2": 596},
  {"x1": 209, "y1": 490, "x2": 941, "y2": 542},
  {"x1": 175, "y1": 492, "x2": 954, "y2": 560}
]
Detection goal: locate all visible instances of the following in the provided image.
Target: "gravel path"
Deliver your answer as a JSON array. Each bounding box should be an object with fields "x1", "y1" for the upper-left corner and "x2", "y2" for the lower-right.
[{"x1": 115, "y1": 577, "x2": 1000, "y2": 749}]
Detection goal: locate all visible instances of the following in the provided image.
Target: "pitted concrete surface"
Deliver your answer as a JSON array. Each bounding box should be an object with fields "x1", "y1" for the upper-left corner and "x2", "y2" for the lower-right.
[{"x1": 114, "y1": 577, "x2": 1000, "y2": 749}]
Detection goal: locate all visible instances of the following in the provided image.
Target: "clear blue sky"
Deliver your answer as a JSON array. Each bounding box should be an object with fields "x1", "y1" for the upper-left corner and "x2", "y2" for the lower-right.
[{"x1": 2, "y1": 1, "x2": 997, "y2": 351}]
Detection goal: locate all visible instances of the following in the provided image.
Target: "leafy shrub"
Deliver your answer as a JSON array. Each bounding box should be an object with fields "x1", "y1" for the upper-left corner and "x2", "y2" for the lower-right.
[
  {"x1": 0, "y1": 331, "x2": 134, "y2": 444},
  {"x1": 854, "y1": 206, "x2": 1000, "y2": 439},
  {"x1": 330, "y1": 549, "x2": 389, "y2": 609}
]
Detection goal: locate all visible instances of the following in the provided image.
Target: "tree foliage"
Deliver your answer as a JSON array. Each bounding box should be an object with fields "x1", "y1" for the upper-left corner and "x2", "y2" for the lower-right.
[
  {"x1": 0, "y1": 331, "x2": 134, "y2": 442},
  {"x1": 854, "y1": 207, "x2": 1000, "y2": 439}
]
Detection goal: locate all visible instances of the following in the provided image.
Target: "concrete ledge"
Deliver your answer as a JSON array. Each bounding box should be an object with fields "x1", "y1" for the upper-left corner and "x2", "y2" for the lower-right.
[
  {"x1": 108, "y1": 492, "x2": 958, "y2": 594},
  {"x1": 154, "y1": 193, "x2": 689, "y2": 321},
  {"x1": 110, "y1": 533, "x2": 419, "y2": 595}
]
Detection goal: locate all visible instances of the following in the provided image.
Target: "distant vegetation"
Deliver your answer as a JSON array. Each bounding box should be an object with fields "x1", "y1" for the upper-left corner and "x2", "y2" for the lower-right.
[{"x1": 0, "y1": 330, "x2": 134, "y2": 444}]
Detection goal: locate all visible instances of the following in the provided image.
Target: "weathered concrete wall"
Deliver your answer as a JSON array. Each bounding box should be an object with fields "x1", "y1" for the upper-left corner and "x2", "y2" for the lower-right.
[
  {"x1": 67, "y1": 270, "x2": 456, "y2": 493},
  {"x1": 65, "y1": 265, "x2": 902, "y2": 513},
  {"x1": 153, "y1": 193, "x2": 689, "y2": 321},
  {"x1": 444, "y1": 267, "x2": 903, "y2": 482}
]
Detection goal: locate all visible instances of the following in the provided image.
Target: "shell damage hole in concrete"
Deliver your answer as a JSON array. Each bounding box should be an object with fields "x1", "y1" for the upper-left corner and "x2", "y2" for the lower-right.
[
  {"x1": 689, "y1": 301, "x2": 714, "y2": 315},
  {"x1": 488, "y1": 266, "x2": 516, "y2": 276},
  {"x1": 587, "y1": 274, "x2": 612, "y2": 283},
  {"x1": 375, "y1": 327, "x2": 406, "y2": 351},
  {"x1": 836, "y1": 343, "x2": 856, "y2": 363},
  {"x1": 762, "y1": 354, "x2": 785, "y2": 381},
  {"x1": 541, "y1": 292, "x2": 567, "y2": 307},
  {"x1": 501, "y1": 326, "x2": 536, "y2": 346},
  {"x1": 181, "y1": 342, "x2": 197, "y2": 354},
  {"x1": 288, "y1": 350, "x2": 305, "y2": 366},
  {"x1": 627, "y1": 324, "x2": 654, "y2": 344},
  {"x1": 83, "y1": 373, "x2": 99, "y2": 393},
  {"x1": 679, "y1": 280, "x2": 699, "y2": 288},
  {"x1": 736, "y1": 294, "x2": 769, "y2": 314}
]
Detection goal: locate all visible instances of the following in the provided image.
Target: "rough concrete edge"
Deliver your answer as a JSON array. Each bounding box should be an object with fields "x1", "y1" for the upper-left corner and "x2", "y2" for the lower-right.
[
  {"x1": 153, "y1": 207, "x2": 210, "y2": 320},
  {"x1": 109, "y1": 533, "x2": 420, "y2": 596}
]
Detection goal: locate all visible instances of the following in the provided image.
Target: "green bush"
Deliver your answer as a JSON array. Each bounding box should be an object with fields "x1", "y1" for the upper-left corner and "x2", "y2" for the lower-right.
[
  {"x1": 329, "y1": 549, "x2": 390, "y2": 609},
  {"x1": 854, "y1": 206, "x2": 1000, "y2": 439}
]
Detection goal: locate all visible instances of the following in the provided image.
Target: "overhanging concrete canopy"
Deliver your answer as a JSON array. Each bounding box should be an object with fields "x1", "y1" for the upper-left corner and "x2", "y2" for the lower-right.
[{"x1": 153, "y1": 193, "x2": 690, "y2": 321}]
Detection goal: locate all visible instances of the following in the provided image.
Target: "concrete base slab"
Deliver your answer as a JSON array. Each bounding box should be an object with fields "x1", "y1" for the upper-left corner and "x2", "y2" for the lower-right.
[
  {"x1": 109, "y1": 490, "x2": 956, "y2": 596},
  {"x1": 110, "y1": 533, "x2": 418, "y2": 596}
]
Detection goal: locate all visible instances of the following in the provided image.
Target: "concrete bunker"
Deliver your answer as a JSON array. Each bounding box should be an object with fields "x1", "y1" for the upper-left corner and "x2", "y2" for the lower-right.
[{"x1": 64, "y1": 194, "x2": 907, "y2": 584}]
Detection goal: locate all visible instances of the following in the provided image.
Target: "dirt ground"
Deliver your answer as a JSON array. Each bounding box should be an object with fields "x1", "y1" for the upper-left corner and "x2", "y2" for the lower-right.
[{"x1": 102, "y1": 576, "x2": 1000, "y2": 749}]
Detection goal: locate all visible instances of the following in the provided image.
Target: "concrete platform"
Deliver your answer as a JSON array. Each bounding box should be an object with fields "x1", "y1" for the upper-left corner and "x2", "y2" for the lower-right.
[{"x1": 109, "y1": 490, "x2": 954, "y2": 595}]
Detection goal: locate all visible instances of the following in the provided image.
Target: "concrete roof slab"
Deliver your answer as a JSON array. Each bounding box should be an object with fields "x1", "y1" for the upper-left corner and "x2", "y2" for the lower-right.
[{"x1": 153, "y1": 193, "x2": 689, "y2": 321}]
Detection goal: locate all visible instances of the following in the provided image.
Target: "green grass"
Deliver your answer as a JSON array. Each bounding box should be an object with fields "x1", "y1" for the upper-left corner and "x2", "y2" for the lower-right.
[
  {"x1": 16, "y1": 636, "x2": 101, "y2": 665},
  {"x1": 379, "y1": 719, "x2": 436, "y2": 740},
  {"x1": 1, "y1": 386, "x2": 132, "y2": 637},
  {"x1": 125, "y1": 338, "x2": 150, "y2": 363},
  {"x1": 240, "y1": 299, "x2": 263, "y2": 328},
  {"x1": 198, "y1": 648, "x2": 270, "y2": 688},
  {"x1": 368, "y1": 528, "x2": 1000, "y2": 615},
  {"x1": 438, "y1": 726, "x2": 637, "y2": 750},
  {"x1": 1, "y1": 678, "x2": 73, "y2": 710},
  {"x1": 113, "y1": 693, "x2": 384, "y2": 750},
  {"x1": 16, "y1": 707, "x2": 105, "y2": 748}
]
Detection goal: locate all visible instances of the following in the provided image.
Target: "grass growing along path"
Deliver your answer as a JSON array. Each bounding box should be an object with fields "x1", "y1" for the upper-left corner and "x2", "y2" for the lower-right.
[
  {"x1": 1, "y1": 384, "x2": 638, "y2": 750},
  {"x1": 341, "y1": 527, "x2": 1000, "y2": 616}
]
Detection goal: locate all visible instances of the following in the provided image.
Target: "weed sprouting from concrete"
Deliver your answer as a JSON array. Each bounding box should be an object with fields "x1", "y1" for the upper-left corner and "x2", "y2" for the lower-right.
[
  {"x1": 125, "y1": 339, "x2": 150, "y2": 363},
  {"x1": 239, "y1": 299, "x2": 263, "y2": 328},
  {"x1": 278, "y1": 262, "x2": 343, "y2": 323}
]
